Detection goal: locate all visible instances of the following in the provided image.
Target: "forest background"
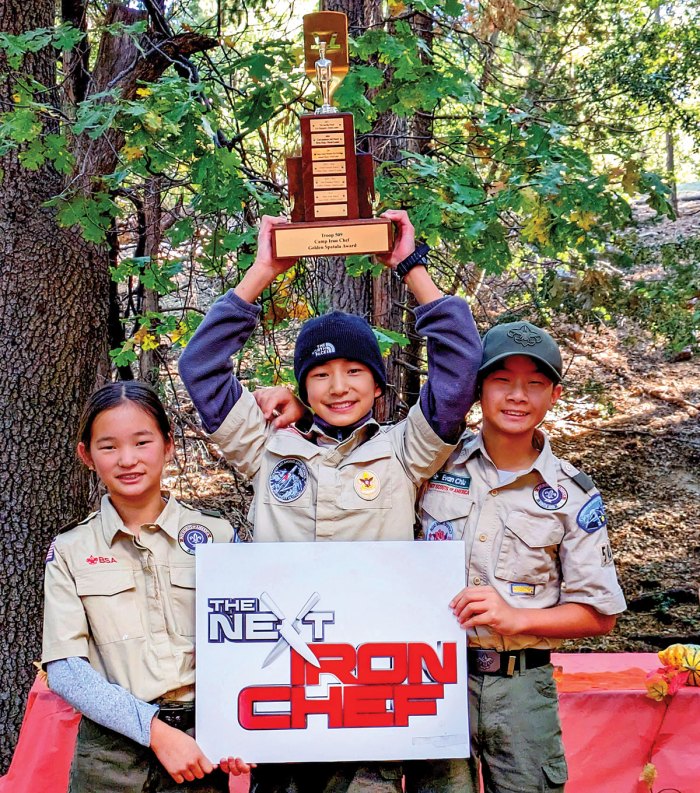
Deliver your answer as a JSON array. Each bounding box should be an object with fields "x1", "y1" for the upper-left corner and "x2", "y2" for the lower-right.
[{"x1": 0, "y1": 0, "x2": 699, "y2": 770}]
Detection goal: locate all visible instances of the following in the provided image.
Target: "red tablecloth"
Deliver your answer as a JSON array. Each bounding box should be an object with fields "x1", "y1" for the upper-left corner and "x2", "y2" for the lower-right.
[
  {"x1": 3, "y1": 657, "x2": 697, "y2": 793},
  {"x1": 552, "y1": 652, "x2": 698, "y2": 793}
]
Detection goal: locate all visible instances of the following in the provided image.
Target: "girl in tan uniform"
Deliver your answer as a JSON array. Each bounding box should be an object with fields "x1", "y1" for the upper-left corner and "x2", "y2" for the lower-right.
[{"x1": 41, "y1": 382, "x2": 250, "y2": 792}]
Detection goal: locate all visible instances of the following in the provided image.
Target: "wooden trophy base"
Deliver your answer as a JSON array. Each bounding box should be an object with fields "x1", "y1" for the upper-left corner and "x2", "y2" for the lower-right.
[{"x1": 272, "y1": 217, "x2": 393, "y2": 259}]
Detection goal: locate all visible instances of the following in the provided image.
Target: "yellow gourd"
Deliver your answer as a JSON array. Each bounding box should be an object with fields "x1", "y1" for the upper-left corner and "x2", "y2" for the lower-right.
[
  {"x1": 681, "y1": 645, "x2": 700, "y2": 686},
  {"x1": 658, "y1": 643, "x2": 700, "y2": 686}
]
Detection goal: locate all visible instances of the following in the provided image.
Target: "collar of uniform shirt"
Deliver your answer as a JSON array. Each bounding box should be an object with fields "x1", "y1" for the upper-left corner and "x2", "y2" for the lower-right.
[
  {"x1": 309, "y1": 410, "x2": 377, "y2": 444},
  {"x1": 100, "y1": 492, "x2": 179, "y2": 545},
  {"x1": 455, "y1": 428, "x2": 561, "y2": 491}
]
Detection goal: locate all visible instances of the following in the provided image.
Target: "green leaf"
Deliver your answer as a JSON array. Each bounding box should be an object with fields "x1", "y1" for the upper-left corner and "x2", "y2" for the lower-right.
[
  {"x1": 18, "y1": 139, "x2": 45, "y2": 170},
  {"x1": 373, "y1": 326, "x2": 409, "y2": 357}
]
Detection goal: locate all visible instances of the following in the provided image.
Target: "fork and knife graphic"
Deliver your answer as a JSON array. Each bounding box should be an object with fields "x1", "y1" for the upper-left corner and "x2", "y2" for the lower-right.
[{"x1": 260, "y1": 591, "x2": 321, "y2": 668}]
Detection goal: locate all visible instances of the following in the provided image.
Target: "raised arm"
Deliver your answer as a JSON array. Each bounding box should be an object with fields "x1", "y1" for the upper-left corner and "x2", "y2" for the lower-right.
[
  {"x1": 179, "y1": 216, "x2": 297, "y2": 433},
  {"x1": 378, "y1": 211, "x2": 481, "y2": 442}
]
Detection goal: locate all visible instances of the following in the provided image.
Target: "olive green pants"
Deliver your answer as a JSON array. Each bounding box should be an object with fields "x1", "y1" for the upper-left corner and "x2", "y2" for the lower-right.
[
  {"x1": 69, "y1": 717, "x2": 229, "y2": 793},
  {"x1": 405, "y1": 665, "x2": 568, "y2": 793},
  {"x1": 250, "y1": 762, "x2": 403, "y2": 793}
]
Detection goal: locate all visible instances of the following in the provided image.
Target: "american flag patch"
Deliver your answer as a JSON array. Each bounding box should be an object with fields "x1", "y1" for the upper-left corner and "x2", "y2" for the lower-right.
[{"x1": 45, "y1": 539, "x2": 56, "y2": 563}]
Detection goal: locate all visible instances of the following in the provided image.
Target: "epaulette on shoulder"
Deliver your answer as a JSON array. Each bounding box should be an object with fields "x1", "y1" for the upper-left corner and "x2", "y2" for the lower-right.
[
  {"x1": 559, "y1": 460, "x2": 597, "y2": 494},
  {"x1": 181, "y1": 502, "x2": 223, "y2": 519},
  {"x1": 58, "y1": 510, "x2": 99, "y2": 534}
]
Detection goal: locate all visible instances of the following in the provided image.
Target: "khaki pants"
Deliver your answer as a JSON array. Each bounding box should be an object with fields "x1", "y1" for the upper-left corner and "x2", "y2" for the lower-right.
[
  {"x1": 69, "y1": 717, "x2": 230, "y2": 793},
  {"x1": 250, "y1": 762, "x2": 403, "y2": 793},
  {"x1": 405, "y1": 665, "x2": 567, "y2": 793}
]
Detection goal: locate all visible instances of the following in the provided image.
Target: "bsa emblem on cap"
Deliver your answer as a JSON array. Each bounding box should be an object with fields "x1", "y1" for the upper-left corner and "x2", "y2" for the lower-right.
[
  {"x1": 354, "y1": 470, "x2": 379, "y2": 500},
  {"x1": 178, "y1": 523, "x2": 214, "y2": 555},
  {"x1": 269, "y1": 458, "x2": 309, "y2": 503},
  {"x1": 508, "y1": 324, "x2": 542, "y2": 347},
  {"x1": 533, "y1": 483, "x2": 568, "y2": 511},
  {"x1": 425, "y1": 520, "x2": 454, "y2": 541}
]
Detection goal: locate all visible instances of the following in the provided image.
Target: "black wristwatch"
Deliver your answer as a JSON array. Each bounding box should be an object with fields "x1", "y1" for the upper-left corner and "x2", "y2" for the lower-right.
[{"x1": 394, "y1": 242, "x2": 430, "y2": 280}]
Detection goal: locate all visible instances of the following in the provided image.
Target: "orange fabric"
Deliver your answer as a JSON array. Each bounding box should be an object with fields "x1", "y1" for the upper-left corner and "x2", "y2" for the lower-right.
[
  {"x1": 0, "y1": 676, "x2": 80, "y2": 793},
  {"x1": 553, "y1": 666, "x2": 650, "y2": 692}
]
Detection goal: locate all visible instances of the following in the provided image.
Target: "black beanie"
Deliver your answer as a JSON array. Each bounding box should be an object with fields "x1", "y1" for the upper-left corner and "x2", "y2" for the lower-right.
[{"x1": 294, "y1": 311, "x2": 387, "y2": 405}]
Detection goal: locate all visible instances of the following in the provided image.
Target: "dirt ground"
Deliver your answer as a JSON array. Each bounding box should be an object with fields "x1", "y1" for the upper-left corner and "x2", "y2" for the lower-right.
[{"x1": 164, "y1": 198, "x2": 700, "y2": 655}]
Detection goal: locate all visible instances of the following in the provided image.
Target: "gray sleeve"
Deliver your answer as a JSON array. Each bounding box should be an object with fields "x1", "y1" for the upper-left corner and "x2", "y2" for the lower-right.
[{"x1": 46, "y1": 657, "x2": 159, "y2": 747}]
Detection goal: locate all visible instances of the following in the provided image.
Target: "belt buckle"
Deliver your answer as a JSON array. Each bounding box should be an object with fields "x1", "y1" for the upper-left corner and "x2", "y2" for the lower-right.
[{"x1": 474, "y1": 649, "x2": 501, "y2": 674}]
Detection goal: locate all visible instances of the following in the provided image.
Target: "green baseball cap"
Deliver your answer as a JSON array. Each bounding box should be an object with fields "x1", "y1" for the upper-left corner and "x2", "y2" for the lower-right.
[{"x1": 479, "y1": 321, "x2": 563, "y2": 384}]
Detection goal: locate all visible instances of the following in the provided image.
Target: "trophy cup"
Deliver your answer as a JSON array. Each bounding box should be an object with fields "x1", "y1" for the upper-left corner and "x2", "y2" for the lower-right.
[{"x1": 271, "y1": 11, "x2": 393, "y2": 259}]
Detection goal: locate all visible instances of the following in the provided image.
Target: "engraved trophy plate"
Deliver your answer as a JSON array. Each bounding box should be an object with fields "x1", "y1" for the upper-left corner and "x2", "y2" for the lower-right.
[{"x1": 272, "y1": 11, "x2": 392, "y2": 259}]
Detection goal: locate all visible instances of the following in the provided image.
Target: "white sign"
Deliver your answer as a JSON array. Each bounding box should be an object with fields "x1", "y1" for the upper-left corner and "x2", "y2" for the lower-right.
[{"x1": 195, "y1": 541, "x2": 469, "y2": 763}]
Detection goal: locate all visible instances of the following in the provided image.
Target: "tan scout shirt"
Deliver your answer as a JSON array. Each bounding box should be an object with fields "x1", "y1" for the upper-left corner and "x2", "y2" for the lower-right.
[
  {"x1": 420, "y1": 429, "x2": 626, "y2": 651},
  {"x1": 210, "y1": 387, "x2": 457, "y2": 542},
  {"x1": 42, "y1": 495, "x2": 233, "y2": 702}
]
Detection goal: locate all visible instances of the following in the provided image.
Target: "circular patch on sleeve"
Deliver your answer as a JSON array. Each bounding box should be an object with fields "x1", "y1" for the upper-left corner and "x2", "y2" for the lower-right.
[
  {"x1": 425, "y1": 520, "x2": 454, "y2": 541},
  {"x1": 533, "y1": 483, "x2": 568, "y2": 511},
  {"x1": 269, "y1": 458, "x2": 309, "y2": 503},
  {"x1": 354, "y1": 470, "x2": 380, "y2": 500},
  {"x1": 178, "y1": 523, "x2": 214, "y2": 555},
  {"x1": 577, "y1": 494, "x2": 607, "y2": 533}
]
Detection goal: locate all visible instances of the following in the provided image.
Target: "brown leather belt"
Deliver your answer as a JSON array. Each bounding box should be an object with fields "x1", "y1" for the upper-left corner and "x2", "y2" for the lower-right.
[{"x1": 468, "y1": 648, "x2": 551, "y2": 676}]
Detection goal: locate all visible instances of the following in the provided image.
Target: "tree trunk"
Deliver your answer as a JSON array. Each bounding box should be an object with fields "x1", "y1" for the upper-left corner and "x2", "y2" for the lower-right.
[
  {"x1": 323, "y1": 0, "x2": 411, "y2": 422},
  {"x1": 139, "y1": 179, "x2": 163, "y2": 386},
  {"x1": 0, "y1": 1, "x2": 110, "y2": 771},
  {"x1": 0, "y1": 0, "x2": 217, "y2": 767},
  {"x1": 665, "y1": 128, "x2": 678, "y2": 217}
]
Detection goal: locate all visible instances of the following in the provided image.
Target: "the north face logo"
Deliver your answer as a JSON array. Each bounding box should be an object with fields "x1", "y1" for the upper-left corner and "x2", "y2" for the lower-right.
[
  {"x1": 508, "y1": 324, "x2": 542, "y2": 347},
  {"x1": 312, "y1": 342, "x2": 336, "y2": 356}
]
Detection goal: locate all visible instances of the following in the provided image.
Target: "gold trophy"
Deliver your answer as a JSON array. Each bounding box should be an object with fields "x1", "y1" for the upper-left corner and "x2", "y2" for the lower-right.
[{"x1": 271, "y1": 11, "x2": 393, "y2": 259}]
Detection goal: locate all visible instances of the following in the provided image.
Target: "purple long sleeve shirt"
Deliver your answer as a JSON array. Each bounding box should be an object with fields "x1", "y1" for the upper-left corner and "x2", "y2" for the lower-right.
[{"x1": 179, "y1": 291, "x2": 481, "y2": 442}]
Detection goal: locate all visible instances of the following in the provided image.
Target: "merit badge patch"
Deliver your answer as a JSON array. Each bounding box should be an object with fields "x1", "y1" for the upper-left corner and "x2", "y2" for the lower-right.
[
  {"x1": 600, "y1": 542, "x2": 614, "y2": 567},
  {"x1": 533, "y1": 483, "x2": 568, "y2": 511},
  {"x1": 577, "y1": 494, "x2": 607, "y2": 534},
  {"x1": 269, "y1": 458, "x2": 309, "y2": 503},
  {"x1": 45, "y1": 539, "x2": 56, "y2": 564},
  {"x1": 427, "y1": 471, "x2": 471, "y2": 497},
  {"x1": 510, "y1": 582, "x2": 536, "y2": 597},
  {"x1": 178, "y1": 523, "x2": 214, "y2": 555},
  {"x1": 354, "y1": 470, "x2": 380, "y2": 500},
  {"x1": 425, "y1": 520, "x2": 454, "y2": 541}
]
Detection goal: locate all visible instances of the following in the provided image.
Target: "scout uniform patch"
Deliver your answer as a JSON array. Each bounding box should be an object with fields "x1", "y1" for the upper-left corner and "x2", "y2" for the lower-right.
[
  {"x1": 45, "y1": 539, "x2": 56, "y2": 564},
  {"x1": 178, "y1": 523, "x2": 214, "y2": 555},
  {"x1": 269, "y1": 458, "x2": 309, "y2": 503},
  {"x1": 532, "y1": 482, "x2": 568, "y2": 511},
  {"x1": 577, "y1": 494, "x2": 607, "y2": 533},
  {"x1": 510, "y1": 583, "x2": 536, "y2": 597},
  {"x1": 600, "y1": 542, "x2": 614, "y2": 567},
  {"x1": 427, "y1": 470, "x2": 471, "y2": 497},
  {"x1": 425, "y1": 520, "x2": 454, "y2": 541},
  {"x1": 354, "y1": 470, "x2": 380, "y2": 500}
]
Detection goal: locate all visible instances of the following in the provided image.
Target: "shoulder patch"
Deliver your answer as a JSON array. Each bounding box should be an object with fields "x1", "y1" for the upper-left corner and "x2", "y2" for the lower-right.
[{"x1": 199, "y1": 508, "x2": 223, "y2": 518}]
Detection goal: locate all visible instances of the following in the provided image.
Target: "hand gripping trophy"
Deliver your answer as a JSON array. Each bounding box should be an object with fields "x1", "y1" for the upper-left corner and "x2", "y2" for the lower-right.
[{"x1": 271, "y1": 11, "x2": 393, "y2": 260}]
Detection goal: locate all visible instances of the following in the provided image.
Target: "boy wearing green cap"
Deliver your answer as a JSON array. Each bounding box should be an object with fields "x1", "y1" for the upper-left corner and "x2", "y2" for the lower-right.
[{"x1": 406, "y1": 321, "x2": 627, "y2": 793}]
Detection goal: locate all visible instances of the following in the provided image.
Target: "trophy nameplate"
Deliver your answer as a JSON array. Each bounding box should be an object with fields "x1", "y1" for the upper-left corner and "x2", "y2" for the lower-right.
[{"x1": 272, "y1": 11, "x2": 392, "y2": 259}]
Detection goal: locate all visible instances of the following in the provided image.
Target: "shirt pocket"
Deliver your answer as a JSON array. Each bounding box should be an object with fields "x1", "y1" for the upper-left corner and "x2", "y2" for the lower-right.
[
  {"x1": 420, "y1": 490, "x2": 473, "y2": 541},
  {"x1": 337, "y1": 441, "x2": 393, "y2": 511},
  {"x1": 169, "y1": 565, "x2": 196, "y2": 637},
  {"x1": 494, "y1": 511, "x2": 564, "y2": 585},
  {"x1": 75, "y1": 569, "x2": 145, "y2": 645}
]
